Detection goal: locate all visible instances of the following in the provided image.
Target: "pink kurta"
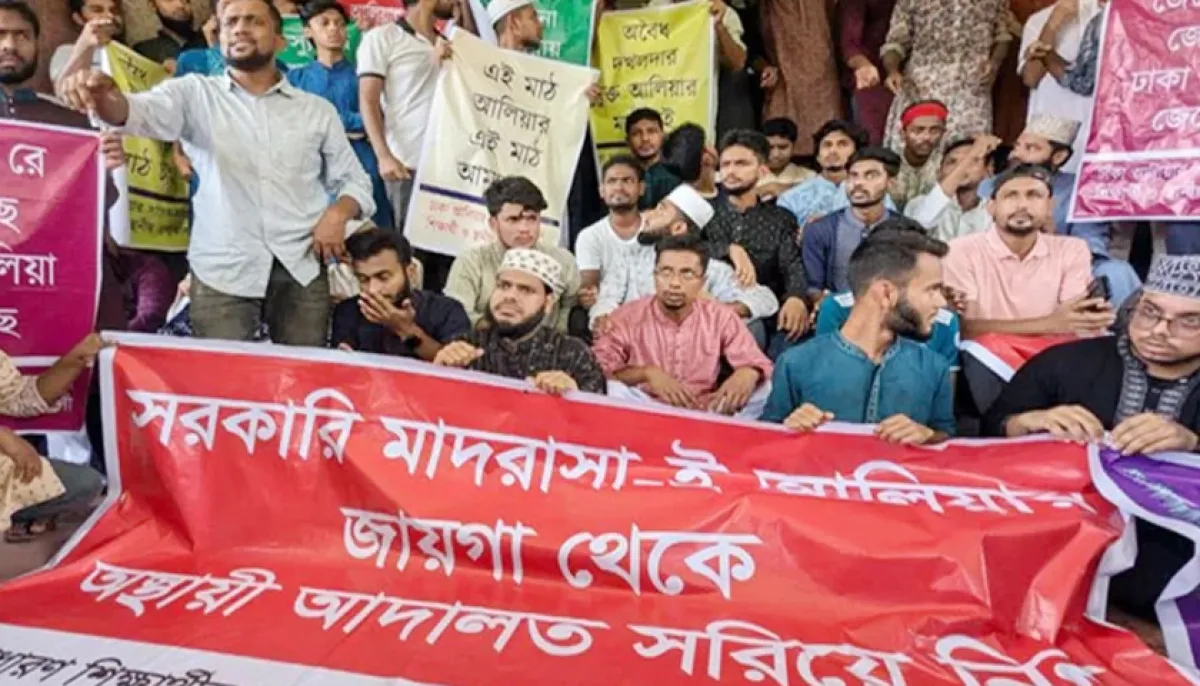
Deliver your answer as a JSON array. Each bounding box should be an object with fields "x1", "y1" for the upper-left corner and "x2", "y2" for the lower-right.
[{"x1": 592, "y1": 296, "x2": 773, "y2": 403}]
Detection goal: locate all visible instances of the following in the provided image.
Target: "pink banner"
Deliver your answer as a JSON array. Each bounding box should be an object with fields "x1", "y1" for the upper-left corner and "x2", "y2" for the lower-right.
[
  {"x1": 0, "y1": 120, "x2": 104, "y2": 433},
  {"x1": 1072, "y1": 0, "x2": 1200, "y2": 221}
]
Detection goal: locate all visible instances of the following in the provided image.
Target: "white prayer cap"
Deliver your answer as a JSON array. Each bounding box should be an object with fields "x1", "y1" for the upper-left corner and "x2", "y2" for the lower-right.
[
  {"x1": 488, "y1": 0, "x2": 534, "y2": 24},
  {"x1": 664, "y1": 184, "x2": 715, "y2": 229},
  {"x1": 499, "y1": 248, "x2": 564, "y2": 295},
  {"x1": 1024, "y1": 115, "x2": 1082, "y2": 148},
  {"x1": 1145, "y1": 255, "x2": 1200, "y2": 300}
]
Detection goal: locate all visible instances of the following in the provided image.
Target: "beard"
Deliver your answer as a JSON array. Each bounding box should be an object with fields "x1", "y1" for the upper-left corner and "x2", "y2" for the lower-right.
[
  {"x1": 390, "y1": 281, "x2": 412, "y2": 305},
  {"x1": 606, "y1": 199, "x2": 636, "y2": 212},
  {"x1": 0, "y1": 56, "x2": 36, "y2": 86},
  {"x1": 225, "y1": 49, "x2": 275, "y2": 71},
  {"x1": 849, "y1": 191, "x2": 883, "y2": 208},
  {"x1": 483, "y1": 306, "x2": 545, "y2": 339},
  {"x1": 722, "y1": 178, "x2": 757, "y2": 197},
  {"x1": 887, "y1": 296, "x2": 932, "y2": 341},
  {"x1": 159, "y1": 13, "x2": 198, "y2": 39},
  {"x1": 1003, "y1": 216, "x2": 1038, "y2": 235}
]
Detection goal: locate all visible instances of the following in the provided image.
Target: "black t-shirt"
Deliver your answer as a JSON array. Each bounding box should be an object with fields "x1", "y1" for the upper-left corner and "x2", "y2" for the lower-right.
[
  {"x1": 983, "y1": 336, "x2": 1200, "y2": 436},
  {"x1": 984, "y1": 335, "x2": 1200, "y2": 622},
  {"x1": 330, "y1": 290, "x2": 470, "y2": 358}
]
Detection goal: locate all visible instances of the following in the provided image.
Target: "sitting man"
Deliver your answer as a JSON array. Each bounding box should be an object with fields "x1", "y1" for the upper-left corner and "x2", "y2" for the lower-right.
[
  {"x1": 434, "y1": 248, "x2": 606, "y2": 395},
  {"x1": 984, "y1": 255, "x2": 1200, "y2": 627},
  {"x1": 763, "y1": 229, "x2": 956, "y2": 444},
  {"x1": 756, "y1": 117, "x2": 813, "y2": 201},
  {"x1": 333, "y1": 229, "x2": 470, "y2": 360},
  {"x1": 445, "y1": 176, "x2": 580, "y2": 332},
  {"x1": 904, "y1": 135, "x2": 997, "y2": 242},
  {"x1": 802, "y1": 146, "x2": 901, "y2": 300},
  {"x1": 626, "y1": 107, "x2": 680, "y2": 210},
  {"x1": 892, "y1": 100, "x2": 949, "y2": 209},
  {"x1": 777, "y1": 119, "x2": 896, "y2": 226},
  {"x1": 589, "y1": 184, "x2": 779, "y2": 335},
  {"x1": 980, "y1": 114, "x2": 1140, "y2": 306},
  {"x1": 593, "y1": 235, "x2": 774, "y2": 418},
  {"x1": 944, "y1": 164, "x2": 1113, "y2": 339},
  {"x1": 815, "y1": 218, "x2": 961, "y2": 374}
]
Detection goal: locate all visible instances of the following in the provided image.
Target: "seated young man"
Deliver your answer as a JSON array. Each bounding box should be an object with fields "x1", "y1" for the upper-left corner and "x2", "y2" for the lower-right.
[
  {"x1": 332, "y1": 229, "x2": 470, "y2": 361},
  {"x1": 756, "y1": 117, "x2": 813, "y2": 200},
  {"x1": 762, "y1": 228, "x2": 956, "y2": 444},
  {"x1": 815, "y1": 218, "x2": 961, "y2": 373},
  {"x1": 593, "y1": 235, "x2": 774, "y2": 418},
  {"x1": 943, "y1": 164, "x2": 1113, "y2": 339},
  {"x1": 434, "y1": 248, "x2": 606, "y2": 395},
  {"x1": 984, "y1": 255, "x2": 1200, "y2": 626}
]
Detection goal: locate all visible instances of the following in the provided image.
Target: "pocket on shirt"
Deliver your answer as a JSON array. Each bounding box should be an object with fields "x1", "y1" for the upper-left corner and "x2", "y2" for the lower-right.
[{"x1": 274, "y1": 130, "x2": 324, "y2": 176}]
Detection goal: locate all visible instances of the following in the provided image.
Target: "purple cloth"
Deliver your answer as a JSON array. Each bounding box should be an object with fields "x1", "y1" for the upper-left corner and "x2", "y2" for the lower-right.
[{"x1": 116, "y1": 249, "x2": 174, "y2": 333}]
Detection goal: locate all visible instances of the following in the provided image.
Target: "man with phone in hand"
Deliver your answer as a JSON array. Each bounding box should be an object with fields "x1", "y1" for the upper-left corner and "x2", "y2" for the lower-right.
[{"x1": 333, "y1": 229, "x2": 470, "y2": 361}]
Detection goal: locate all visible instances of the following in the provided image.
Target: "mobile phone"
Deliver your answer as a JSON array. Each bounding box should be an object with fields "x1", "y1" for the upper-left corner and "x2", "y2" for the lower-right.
[{"x1": 1086, "y1": 277, "x2": 1111, "y2": 305}]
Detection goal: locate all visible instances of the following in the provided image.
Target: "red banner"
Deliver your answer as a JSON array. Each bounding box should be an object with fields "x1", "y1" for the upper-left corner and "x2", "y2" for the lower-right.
[
  {"x1": 0, "y1": 120, "x2": 104, "y2": 433},
  {"x1": 0, "y1": 335, "x2": 1192, "y2": 685},
  {"x1": 339, "y1": 0, "x2": 406, "y2": 23},
  {"x1": 1072, "y1": 0, "x2": 1200, "y2": 221}
]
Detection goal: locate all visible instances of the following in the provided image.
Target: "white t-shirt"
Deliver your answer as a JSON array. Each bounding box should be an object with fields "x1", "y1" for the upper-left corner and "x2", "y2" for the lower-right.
[
  {"x1": 1020, "y1": 7, "x2": 1093, "y2": 173},
  {"x1": 356, "y1": 23, "x2": 440, "y2": 169},
  {"x1": 575, "y1": 216, "x2": 644, "y2": 273}
]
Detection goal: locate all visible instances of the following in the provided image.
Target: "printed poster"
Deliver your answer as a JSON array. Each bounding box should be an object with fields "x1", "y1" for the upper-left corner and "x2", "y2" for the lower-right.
[
  {"x1": 406, "y1": 30, "x2": 594, "y2": 256},
  {"x1": 0, "y1": 121, "x2": 104, "y2": 433},
  {"x1": 590, "y1": 0, "x2": 715, "y2": 167},
  {"x1": 1071, "y1": 0, "x2": 1200, "y2": 221},
  {"x1": 106, "y1": 42, "x2": 190, "y2": 252}
]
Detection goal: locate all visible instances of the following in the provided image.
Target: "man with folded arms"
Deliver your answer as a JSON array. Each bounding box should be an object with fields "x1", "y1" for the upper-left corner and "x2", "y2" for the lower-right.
[
  {"x1": 593, "y1": 234, "x2": 773, "y2": 418},
  {"x1": 435, "y1": 249, "x2": 606, "y2": 395}
]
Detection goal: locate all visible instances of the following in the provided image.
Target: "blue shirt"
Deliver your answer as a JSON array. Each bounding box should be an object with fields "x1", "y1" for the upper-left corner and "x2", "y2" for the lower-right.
[
  {"x1": 979, "y1": 172, "x2": 1109, "y2": 257},
  {"x1": 816, "y1": 292, "x2": 961, "y2": 371},
  {"x1": 801, "y1": 208, "x2": 899, "y2": 294},
  {"x1": 761, "y1": 332, "x2": 956, "y2": 434},
  {"x1": 778, "y1": 176, "x2": 897, "y2": 226},
  {"x1": 286, "y1": 59, "x2": 363, "y2": 136}
]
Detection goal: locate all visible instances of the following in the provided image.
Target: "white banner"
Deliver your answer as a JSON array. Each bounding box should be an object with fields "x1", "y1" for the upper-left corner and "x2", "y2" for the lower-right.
[{"x1": 404, "y1": 30, "x2": 596, "y2": 256}]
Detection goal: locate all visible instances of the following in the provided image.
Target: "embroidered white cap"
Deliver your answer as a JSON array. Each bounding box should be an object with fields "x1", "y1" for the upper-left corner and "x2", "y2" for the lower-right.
[
  {"x1": 499, "y1": 248, "x2": 564, "y2": 295},
  {"x1": 1025, "y1": 114, "x2": 1082, "y2": 148}
]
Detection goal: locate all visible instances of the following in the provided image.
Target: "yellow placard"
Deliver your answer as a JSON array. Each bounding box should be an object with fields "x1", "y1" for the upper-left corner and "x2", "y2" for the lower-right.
[
  {"x1": 589, "y1": 1, "x2": 715, "y2": 167},
  {"x1": 107, "y1": 43, "x2": 190, "y2": 252}
]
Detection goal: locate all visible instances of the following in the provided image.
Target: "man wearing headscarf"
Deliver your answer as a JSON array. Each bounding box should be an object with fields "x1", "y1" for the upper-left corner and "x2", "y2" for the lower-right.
[
  {"x1": 985, "y1": 255, "x2": 1200, "y2": 624},
  {"x1": 892, "y1": 100, "x2": 949, "y2": 208},
  {"x1": 434, "y1": 248, "x2": 607, "y2": 395}
]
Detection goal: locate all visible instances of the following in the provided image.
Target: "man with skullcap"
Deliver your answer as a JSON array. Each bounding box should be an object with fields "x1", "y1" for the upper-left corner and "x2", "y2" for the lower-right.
[
  {"x1": 434, "y1": 248, "x2": 606, "y2": 395},
  {"x1": 985, "y1": 255, "x2": 1200, "y2": 626}
]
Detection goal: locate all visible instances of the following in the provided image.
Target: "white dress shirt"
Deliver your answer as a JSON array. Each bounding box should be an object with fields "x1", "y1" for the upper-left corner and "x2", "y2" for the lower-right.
[{"x1": 122, "y1": 73, "x2": 375, "y2": 298}]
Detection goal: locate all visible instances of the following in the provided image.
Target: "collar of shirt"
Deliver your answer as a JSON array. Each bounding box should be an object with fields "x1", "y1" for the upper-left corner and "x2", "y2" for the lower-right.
[
  {"x1": 218, "y1": 70, "x2": 297, "y2": 98},
  {"x1": 648, "y1": 298, "x2": 692, "y2": 328},
  {"x1": 984, "y1": 227, "x2": 1049, "y2": 261},
  {"x1": 6, "y1": 88, "x2": 37, "y2": 103},
  {"x1": 839, "y1": 207, "x2": 888, "y2": 234},
  {"x1": 833, "y1": 331, "x2": 902, "y2": 365}
]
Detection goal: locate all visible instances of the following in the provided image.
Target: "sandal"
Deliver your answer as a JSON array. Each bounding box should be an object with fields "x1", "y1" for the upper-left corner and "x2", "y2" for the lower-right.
[{"x1": 5, "y1": 517, "x2": 57, "y2": 544}]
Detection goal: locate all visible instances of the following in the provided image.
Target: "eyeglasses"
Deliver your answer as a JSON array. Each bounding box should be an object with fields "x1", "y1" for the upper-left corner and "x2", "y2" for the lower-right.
[
  {"x1": 1131, "y1": 301, "x2": 1200, "y2": 337},
  {"x1": 654, "y1": 267, "x2": 703, "y2": 283}
]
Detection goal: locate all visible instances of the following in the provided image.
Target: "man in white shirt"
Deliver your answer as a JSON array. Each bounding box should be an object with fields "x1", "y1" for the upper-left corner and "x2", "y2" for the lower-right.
[
  {"x1": 60, "y1": 0, "x2": 375, "y2": 347},
  {"x1": 1019, "y1": 0, "x2": 1092, "y2": 173},
  {"x1": 576, "y1": 155, "x2": 645, "y2": 314},
  {"x1": 50, "y1": 0, "x2": 123, "y2": 82},
  {"x1": 357, "y1": 0, "x2": 455, "y2": 230},
  {"x1": 905, "y1": 135, "x2": 998, "y2": 242}
]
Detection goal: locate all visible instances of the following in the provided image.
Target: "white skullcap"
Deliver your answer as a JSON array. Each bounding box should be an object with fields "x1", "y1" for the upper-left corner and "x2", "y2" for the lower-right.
[
  {"x1": 488, "y1": 0, "x2": 533, "y2": 24},
  {"x1": 664, "y1": 184, "x2": 715, "y2": 229},
  {"x1": 1146, "y1": 255, "x2": 1200, "y2": 300},
  {"x1": 1025, "y1": 114, "x2": 1082, "y2": 148},
  {"x1": 499, "y1": 248, "x2": 564, "y2": 295}
]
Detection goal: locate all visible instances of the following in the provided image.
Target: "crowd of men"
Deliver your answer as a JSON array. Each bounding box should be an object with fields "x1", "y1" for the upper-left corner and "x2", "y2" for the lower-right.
[{"x1": 1, "y1": 0, "x2": 1199, "y2": 647}]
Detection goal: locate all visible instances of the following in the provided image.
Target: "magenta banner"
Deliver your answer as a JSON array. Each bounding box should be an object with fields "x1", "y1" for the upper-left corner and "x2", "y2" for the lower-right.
[
  {"x1": 0, "y1": 120, "x2": 104, "y2": 433},
  {"x1": 1071, "y1": 0, "x2": 1200, "y2": 221}
]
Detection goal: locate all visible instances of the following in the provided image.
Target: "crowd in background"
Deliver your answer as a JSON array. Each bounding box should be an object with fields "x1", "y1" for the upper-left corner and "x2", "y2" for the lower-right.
[{"x1": 1, "y1": 0, "x2": 1199, "y2": 648}]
